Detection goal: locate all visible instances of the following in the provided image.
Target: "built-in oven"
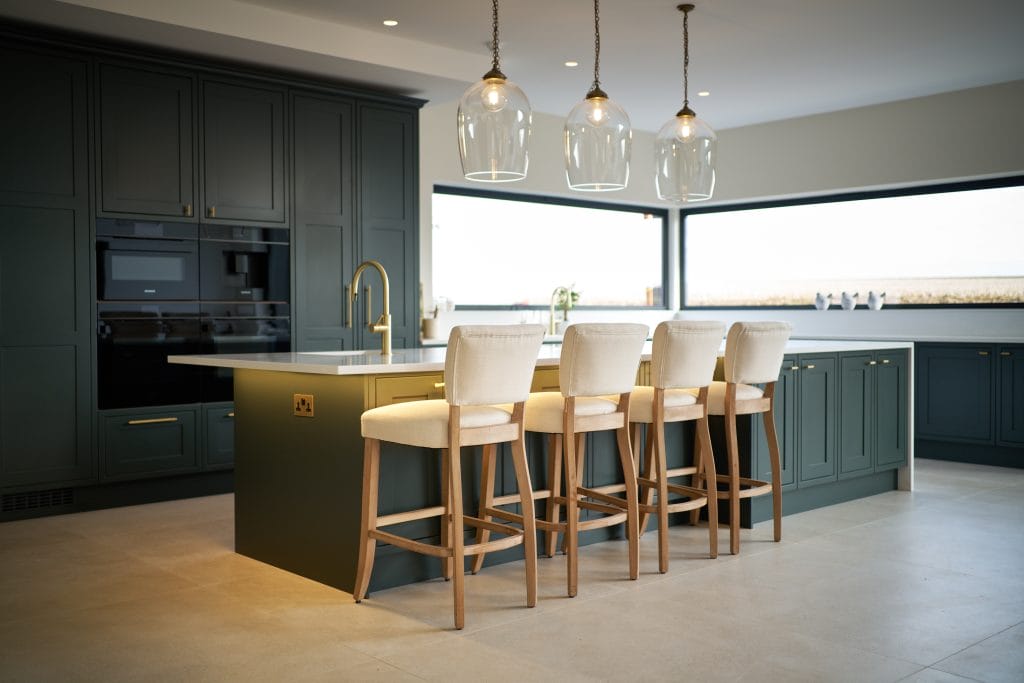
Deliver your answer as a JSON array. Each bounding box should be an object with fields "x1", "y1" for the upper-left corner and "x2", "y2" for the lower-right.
[
  {"x1": 96, "y1": 219, "x2": 199, "y2": 301},
  {"x1": 199, "y1": 302, "x2": 291, "y2": 402},
  {"x1": 97, "y1": 303, "x2": 203, "y2": 410},
  {"x1": 199, "y1": 225, "x2": 290, "y2": 302}
]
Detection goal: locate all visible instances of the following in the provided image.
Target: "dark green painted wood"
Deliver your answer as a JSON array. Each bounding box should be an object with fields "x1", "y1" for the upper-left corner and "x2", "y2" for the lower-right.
[
  {"x1": 796, "y1": 354, "x2": 837, "y2": 486},
  {"x1": 356, "y1": 104, "x2": 419, "y2": 350},
  {"x1": 998, "y1": 345, "x2": 1024, "y2": 446},
  {"x1": 202, "y1": 79, "x2": 286, "y2": 224},
  {"x1": 839, "y1": 353, "x2": 873, "y2": 476},
  {"x1": 753, "y1": 355, "x2": 797, "y2": 489},
  {"x1": 0, "y1": 47, "x2": 88, "y2": 206},
  {"x1": 99, "y1": 408, "x2": 199, "y2": 480},
  {"x1": 875, "y1": 350, "x2": 908, "y2": 469},
  {"x1": 0, "y1": 47, "x2": 92, "y2": 492},
  {"x1": 97, "y1": 62, "x2": 196, "y2": 219},
  {"x1": 916, "y1": 344, "x2": 994, "y2": 443},
  {"x1": 203, "y1": 403, "x2": 235, "y2": 469},
  {"x1": 749, "y1": 470, "x2": 897, "y2": 526},
  {"x1": 917, "y1": 439, "x2": 1023, "y2": 469},
  {"x1": 292, "y1": 93, "x2": 355, "y2": 351}
]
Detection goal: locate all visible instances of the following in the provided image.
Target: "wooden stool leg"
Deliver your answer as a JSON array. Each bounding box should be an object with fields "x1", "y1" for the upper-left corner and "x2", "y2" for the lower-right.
[
  {"x1": 725, "y1": 385, "x2": 742, "y2": 555},
  {"x1": 471, "y1": 444, "x2": 497, "y2": 574},
  {"x1": 353, "y1": 438, "x2": 380, "y2": 602},
  {"x1": 652, "y1": 412, "x2": 669, "y2": 574},
  {"x1": 447, "y1": 423, "x2": 466, "y2": 630},
  {"x1": 561, "y1": 434, "x2": 585, "y2": 556},
  {"x1": 439, "y1": 448, "x2": 452, "y2": 581},
  {"x1": 563, "y1": 406, "x2": 579, "y2": 598},
  {"x1": 616, "y1": 414, "x2": 639, "y2": 580},
  {"x1": 544, "y1": 433, "x2": 563, "y2": 558},
  {"x1": 510, "y1": 432, "x2": 538, "y2": 608},
  {"x1": 638, "y1": 423, "x2": 656, "y2": 535},
  {"x1": 689, "y1": 421, "x2": 705, "y2": 527},
  {"x1": 697, "y1": 415, "x2": 719, "y2": 559},
  {"x1": 763, "y1": 386, "x2": 782, "y2": 543}
]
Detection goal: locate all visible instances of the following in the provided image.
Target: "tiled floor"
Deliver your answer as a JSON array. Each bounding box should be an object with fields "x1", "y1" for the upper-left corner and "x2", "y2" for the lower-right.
[{"x1": 2, "y1": 459, "x2": 1023, "y2": 682}]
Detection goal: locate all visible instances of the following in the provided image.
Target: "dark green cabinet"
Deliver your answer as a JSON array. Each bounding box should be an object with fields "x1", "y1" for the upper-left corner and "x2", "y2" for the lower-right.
[
  {"x1": 840, "y1": 350, "x2": 908, "y2": 477},
  {"x1": 203, "y1": 403, "x2": 235, "y2": 468},
  {"x1": 293, "y1": 93, "x2": 356, "y2": 351},
  {"x1": 201, "y1": 79, "x2": 286, "y2": 224},
  {"x1": 97, "y1": 63, "x2": 196, "y2": 219},
  {"x1": 356, "y1": 104, "x2": 419, "y2": 351},
  {"x1": 100, "y1": 408, "x2": 199, "y2": 480},
  {"x1": 999, "y1": 346, "x2": 1024, "y2": 445},
  {"x1": 916, "y1": 344, "x2": 993, "y2": 443},
  {"x1": 796, "y1": 354, "x2": 838, "y2": 486},
  {"x1": 752, "y1": 354, "x2": 798, "y2": 489},
  {"x1": 0, "y1": 48, "x2": 93, "y2": 490}
]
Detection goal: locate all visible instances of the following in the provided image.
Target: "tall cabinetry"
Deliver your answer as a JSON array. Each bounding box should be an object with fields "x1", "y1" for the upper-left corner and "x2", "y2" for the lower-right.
[{"x1": 0, "y1": 46, "x2": 94, "y2": 494}]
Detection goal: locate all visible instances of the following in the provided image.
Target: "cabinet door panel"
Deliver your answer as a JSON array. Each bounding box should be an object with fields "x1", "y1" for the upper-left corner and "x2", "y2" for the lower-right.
[
  {"x1": 0, "y1": 345, "x2": 93, "y2": 487},
  {"x1": 797, "y1": 356, "x2": 837, "y2": 485},
  {"x1": 202, "y1": 80, "x2": 285, "y2": 223},
  {"x1": 839, "y1": 354, "x2": 873, "y2": 476},
  {"x1": 0, "y1": 48, "x2": 87, "y2": 205},
  {"x1": 100, "y1": 409, "x2": 198, "y2": 480},
  {"x1": 204, "y1": 405, "x2": 235, "y2": 469},
  {"x1": 916, "y1": 345, "x2": 993, "y2": 443},
  {"x1": 998, "y1": 345, "x2": 1024, "y2": 446},
  {"x1": 754, "y1": 356, "x2": 797, "y2": 488},
  {"x1": 875, "y1": 351, "x2": 908, "y2": 469},
  {"x1": 98, "y1": 63, "x2": 194, "y2": 218}
]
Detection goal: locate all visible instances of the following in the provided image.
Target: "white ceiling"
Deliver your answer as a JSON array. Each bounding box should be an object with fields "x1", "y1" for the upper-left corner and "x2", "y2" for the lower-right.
[{"x1": 2, "y1": 0, "x2": 1023, "y2": 132}]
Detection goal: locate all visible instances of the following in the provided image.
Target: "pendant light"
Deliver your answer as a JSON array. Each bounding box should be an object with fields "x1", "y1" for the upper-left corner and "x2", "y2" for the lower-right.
[
  {"x1": 655, "y1": 3, "x2": 717, "y2": 202},
  {"x1": 564, "y1": 0, "x2": 631, "y2": 191},
  {"x1": 457, "y1": 0, "x2": 532, "y2": 182}
]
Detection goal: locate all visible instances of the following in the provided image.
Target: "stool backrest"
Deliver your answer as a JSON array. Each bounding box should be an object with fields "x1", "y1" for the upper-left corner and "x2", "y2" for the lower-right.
[
  {"x1": 445, "y1": 324, "x2": 545, "y2": 406},
  {"x1": 560, "y1": 323, "x2": 649, "y2": 397},
  {"x1": 651, "y1": 320, "x2": 726, "y2": 390},
  {"x1": 723, "y1": 321, "x2": 792, "y2": 385}
]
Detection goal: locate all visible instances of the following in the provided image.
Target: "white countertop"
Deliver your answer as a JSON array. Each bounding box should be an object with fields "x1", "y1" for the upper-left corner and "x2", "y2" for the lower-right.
[{"x1": 169, "y1": 339, "x2": 913, "y2": 376}]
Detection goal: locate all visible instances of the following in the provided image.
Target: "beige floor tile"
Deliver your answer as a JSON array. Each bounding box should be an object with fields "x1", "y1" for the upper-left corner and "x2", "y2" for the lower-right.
[{"x1": 933, "y1": 621, "x2": 1024, "y2": 683}]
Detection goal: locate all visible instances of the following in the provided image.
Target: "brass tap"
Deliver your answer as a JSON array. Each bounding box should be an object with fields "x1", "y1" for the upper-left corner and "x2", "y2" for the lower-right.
[{"x1": 348, "y1": 260, "x2": 392, "y2": 356}]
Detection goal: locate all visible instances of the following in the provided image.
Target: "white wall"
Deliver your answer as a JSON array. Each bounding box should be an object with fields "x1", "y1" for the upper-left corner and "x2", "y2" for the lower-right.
[{"x1": 418, "y1": 80, "x2": 1024, "y2": 342}]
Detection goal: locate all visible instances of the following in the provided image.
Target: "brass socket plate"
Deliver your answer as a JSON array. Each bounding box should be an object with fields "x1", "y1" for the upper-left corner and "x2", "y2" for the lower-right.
[{"x1": 293, "y1": 393, "x2": 314, "y2": 417}]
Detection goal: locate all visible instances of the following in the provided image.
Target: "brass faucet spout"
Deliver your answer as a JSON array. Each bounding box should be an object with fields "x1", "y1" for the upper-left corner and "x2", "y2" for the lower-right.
[{"x1": 347, "y1": 260, "x2": 392, "y2": 356}]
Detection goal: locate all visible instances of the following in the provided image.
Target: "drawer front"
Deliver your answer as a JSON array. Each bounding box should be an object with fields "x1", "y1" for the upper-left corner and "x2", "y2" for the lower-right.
[
  {"x1": 531, "y1": 367, "x2": 560, "y2": 393},
  {"x1": 100, "y1": 408, "x2": 198, "y2": 480},
  {"x1": 204, "y1": 404, "x2": 235, "y2": 469},
  {"x1": 373, "y1": 373, "x2": 444, "y2": 408}
]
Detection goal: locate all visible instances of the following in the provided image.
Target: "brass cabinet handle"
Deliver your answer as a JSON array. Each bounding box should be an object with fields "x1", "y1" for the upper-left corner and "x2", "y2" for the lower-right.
[
  {"x1": 866, "y1": 360, "x2": 878, "y2": 366},
  {"x1": 1000, "y1": 351, "x2": 1012, "y2": 357},
  {"x1": 881, "y1": 359, "x2": 891, "y2": 364},
  {"x1": 789, "y1": 365, "x2": 800, "y2": 371},
  {"x1": 804, "y1": 364, "x2": 816, "y2": 370},
  {"x1": 127, "y1": 417, "x2": 179, "y2": 426},
  {"x1": 227, "y1": 412, "x2": 235, "y2": 418},
  {"x1": 433, "y1": 382, "x2": 445, "y2": 389},
  {"x1": 207, "y1": 206, "x2": 216, "y2": 218},
  {"x1": 978, "y1": 350, "x2": 990, "y2": 356},
  {"x1": 183, "y1": 203, "x2": 193, "y2": 217}
]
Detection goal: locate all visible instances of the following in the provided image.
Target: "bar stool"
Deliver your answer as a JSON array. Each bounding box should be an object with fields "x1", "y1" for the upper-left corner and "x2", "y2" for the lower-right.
[
  {"x1": 698, "y1": 321, "x2": 791, "y2": 555},
  {"x1": 628, "y1": 320, "x2": 725, "y2": 572},
  {"x1": 474, "y1": 323, "x2": 648, "y2": 598},
  {"x1": 352, "y1": 324, "x2": 545, "y2": 630}
]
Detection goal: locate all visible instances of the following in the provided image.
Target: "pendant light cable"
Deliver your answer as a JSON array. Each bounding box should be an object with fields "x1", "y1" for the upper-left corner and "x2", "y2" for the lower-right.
[
  {"x1": 681, "y1": 3, "x2": 691, "y2": 109},
  {"x1": 490, "y1": 0, "x2": 501, "y2": 75},
  {"x1": 590, "y1": 0, "x2": 601, "y2": 94}
]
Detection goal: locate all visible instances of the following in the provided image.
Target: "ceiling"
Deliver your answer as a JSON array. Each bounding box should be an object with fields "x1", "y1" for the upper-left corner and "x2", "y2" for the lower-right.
[{"x1": 2, "y1": 0, "x2": 1023, "y2": 132}]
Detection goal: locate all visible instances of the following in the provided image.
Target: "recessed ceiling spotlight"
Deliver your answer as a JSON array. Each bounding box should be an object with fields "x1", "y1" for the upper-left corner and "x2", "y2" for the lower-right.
[
  {"x1": 564, "y1": 60, "x2": 579, "y2": 67},
  {"x1": 697, "y1": 91, "x2": 710, "y2": 97},
  {"x1": 382, "y1": 19, "x2": 398, "y2": 27}
]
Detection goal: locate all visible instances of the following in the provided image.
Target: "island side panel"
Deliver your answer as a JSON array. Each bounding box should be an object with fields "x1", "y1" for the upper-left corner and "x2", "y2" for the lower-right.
[{"x1": 234, "y1": 369, "x2": 366, "y2": 592}]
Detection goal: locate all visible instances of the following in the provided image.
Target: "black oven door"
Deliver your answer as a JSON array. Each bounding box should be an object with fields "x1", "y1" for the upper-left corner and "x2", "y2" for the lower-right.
[
  {"x1": 199, "y1": 225, "x2": 290, "y2": 302},
  {"x1": 199, "y1": 303, "x2": 291, "y2": 402},
  {"x1": 97, "y1": 303, "x2": 202, "y2": 410},
  {"x1": 97, "y1": 220, "x2": 199, "y2": 301}
]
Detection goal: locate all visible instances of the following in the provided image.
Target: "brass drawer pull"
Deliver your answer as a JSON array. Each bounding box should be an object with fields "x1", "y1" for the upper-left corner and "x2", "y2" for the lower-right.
[
  {"x1": 881, "y1": 359, "x2": 891, "y2": 364},
  {"x1": 1000, "y1": 351, "x2": 1012, "y2": 357},
  {"x1": 227, "y1": 412, "x2": 235, "y2": 418},
  {"x1": 434, "y1": 382, "x2": 445, "y2": 389},
  {"x1": 978, "y1": 350, "x2": 990, "y2": 356},
  {"x1": 183, "y1": 203, "x2": 193, "y2": 217},
  {"x1": 207, "y1": 205, "x2": 216, "y2": 218},
  {"x1": 866, "y1": 360, "x2": 877, "y2": 366},
  {"x1": 789, "y1": 365, "x2": 799, "y2": 371},
  {"x1": 804, "y1": 364, "x2": 816, "y2": 370},
  {"x1": 127, "y1": 417, "x2": 179, "y2": 426}
]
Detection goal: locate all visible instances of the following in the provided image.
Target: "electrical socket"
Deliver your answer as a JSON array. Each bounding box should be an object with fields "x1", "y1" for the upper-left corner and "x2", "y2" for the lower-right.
[{"x1": 293, "y1": 393, "x2": 314, "y2": 417}]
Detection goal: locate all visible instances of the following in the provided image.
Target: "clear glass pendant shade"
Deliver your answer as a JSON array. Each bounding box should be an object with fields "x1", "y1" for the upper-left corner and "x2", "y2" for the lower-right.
[
  {"x1": 457, "y1": 75, "x2": 532, "y2": 182},
  {"x1": 564, "y1": 93, "x2": 631, "y2": 191},
  {"x1": 654, "y1": 110, "x2": 717, "y2": 202}
]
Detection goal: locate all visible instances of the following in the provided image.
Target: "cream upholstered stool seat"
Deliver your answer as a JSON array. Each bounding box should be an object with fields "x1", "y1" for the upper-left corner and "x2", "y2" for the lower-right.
[
  {"x1": 353, "y1": 324, "x2": 545, "y2": 630},
  {"x1": 698, "y1": 321, "x2": 791, "y2": 555},
  {"x1": 627, "y1": 320, "x2": 725, "y2": 572},
  {"x1": 473, "y1": 323, "x2": 648, "y2": 598}
]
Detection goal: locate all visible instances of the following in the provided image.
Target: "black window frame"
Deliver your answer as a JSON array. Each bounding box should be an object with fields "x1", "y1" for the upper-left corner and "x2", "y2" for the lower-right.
[
  {"x1": 680, "y1": 174, "x2": 1024, "y2": 310},
  {"x1": 433, "y1": 184, "x2": 671, "y2": 311}
]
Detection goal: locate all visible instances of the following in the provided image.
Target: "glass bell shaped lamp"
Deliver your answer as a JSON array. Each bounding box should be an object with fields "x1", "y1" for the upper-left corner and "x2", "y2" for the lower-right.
[
  {"x1": 565, "y1": 0, "x2": 631, "y2": 191},
  {"x1": 458, "y1": 0, "x2": 532, "y2": 182},
  {"x1": 655, "y1": 3, "x2": 716, "y2": 202}
]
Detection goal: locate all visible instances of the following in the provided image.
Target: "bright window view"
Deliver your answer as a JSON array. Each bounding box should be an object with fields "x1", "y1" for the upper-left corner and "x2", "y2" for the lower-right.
[
  {"x1": 684, "y1": 184, "x2": 1024, "y2": 306},
  {"x1": 432, "y1": 190, "x2": 665, "y2": 308}
]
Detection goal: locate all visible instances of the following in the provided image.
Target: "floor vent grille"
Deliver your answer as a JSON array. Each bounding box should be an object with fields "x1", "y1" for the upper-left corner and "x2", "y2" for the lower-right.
[{"x1": 2, "y1": 488, "x2": 74, "y2": 513}]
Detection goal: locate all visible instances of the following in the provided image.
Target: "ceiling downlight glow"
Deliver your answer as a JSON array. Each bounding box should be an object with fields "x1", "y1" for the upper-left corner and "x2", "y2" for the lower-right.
[{"x1": 382, "y1": 19, "x2": 398, "y2": 27}]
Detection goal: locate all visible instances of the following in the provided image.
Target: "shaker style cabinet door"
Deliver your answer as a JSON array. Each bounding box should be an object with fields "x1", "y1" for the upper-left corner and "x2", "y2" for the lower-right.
[
  {"x1": 874, "y1": 350, "x2": 908, "y2": 470},
  {"x1": 97, "y1": 63, "x2": 196, "y2": 219},
  {"x1": 998, "y1": 345, "x2": 1024, "y2": 446},
  {"x1": 201, "y1": 79, "x2": 286, "y2": 224},
  {"x1": 839, "y1": 353, "x2": 874, "y2": 476},
  {"x1": 916, "y1": 345, "x2": 994, "y2": 443},
  {"x1": 795, "y1": 355, "x2": 838, "y2": 486}
]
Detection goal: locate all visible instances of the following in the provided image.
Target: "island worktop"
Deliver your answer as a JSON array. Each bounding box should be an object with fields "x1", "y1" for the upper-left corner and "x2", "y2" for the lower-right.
[{"x1": 168, "y1": 337, "x2": 912, "y2": 595}]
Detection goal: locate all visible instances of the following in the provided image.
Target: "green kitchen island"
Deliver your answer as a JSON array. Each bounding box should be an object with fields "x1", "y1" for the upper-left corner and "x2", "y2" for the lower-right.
[{"x1": 170, "y1": 338, "x2": 913, "y2": 594}]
